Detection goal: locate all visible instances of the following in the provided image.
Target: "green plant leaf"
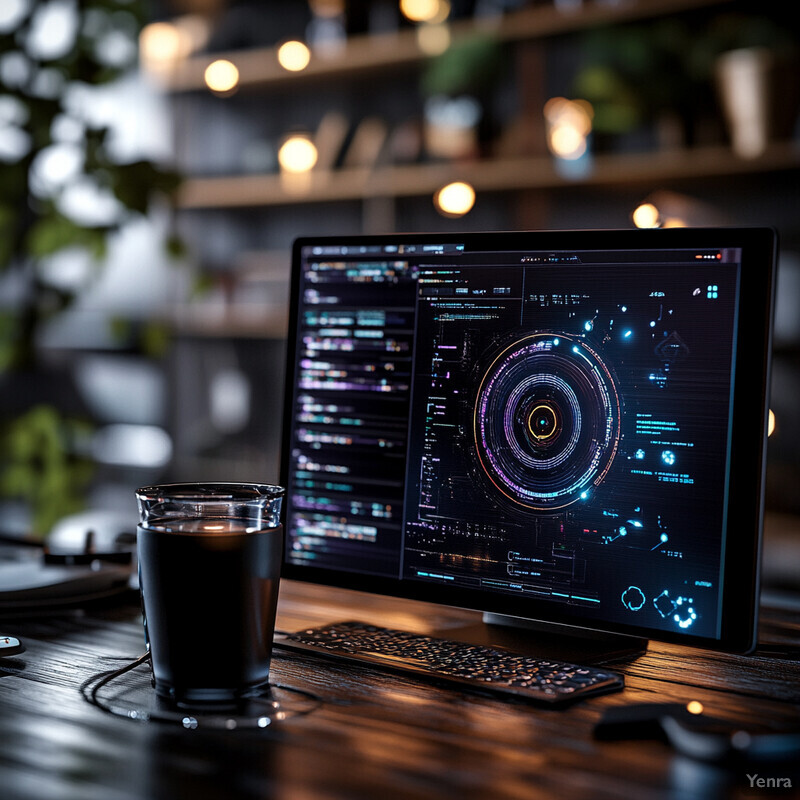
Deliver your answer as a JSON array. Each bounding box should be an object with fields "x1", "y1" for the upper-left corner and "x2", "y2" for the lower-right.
[
  {"x1": 141, "y1": 320, "x2": 170, "y2": 359},
  {"x1": 26, "y1": 214, "x2": 111, "y2": 259},
  {"x1": 109, "y1": 161, "x2": 182, "y2": 214},
  {"x1": 421, "y1": 34, "x2": 506, "y2": 98},
  {"x1": 0, "y1": 405, "x2": 94, "y2": 536}
]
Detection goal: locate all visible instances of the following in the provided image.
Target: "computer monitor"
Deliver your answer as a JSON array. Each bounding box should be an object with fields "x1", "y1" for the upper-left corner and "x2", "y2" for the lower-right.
[{"x1": 280, "y1": 228, "x2": 776, "y2": 657}]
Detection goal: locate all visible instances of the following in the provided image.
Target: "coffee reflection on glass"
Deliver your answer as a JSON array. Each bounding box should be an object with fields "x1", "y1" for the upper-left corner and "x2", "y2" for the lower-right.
[{"x1": 135, "y1": 483, "x2": 284, "y2": 706}]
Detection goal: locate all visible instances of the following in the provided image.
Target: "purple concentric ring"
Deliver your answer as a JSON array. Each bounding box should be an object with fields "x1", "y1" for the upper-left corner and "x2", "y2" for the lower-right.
[{"x1": 473, "y1": 333, "x2": 621, "y2": 510}]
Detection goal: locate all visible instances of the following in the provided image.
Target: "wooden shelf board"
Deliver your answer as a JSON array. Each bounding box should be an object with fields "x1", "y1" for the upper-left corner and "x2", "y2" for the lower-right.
[
  {"x1": 176, "y1": 142, "x2": 800, "y2": 209},
  {"x1": 154, "y1": 0, "x2": 730, "y2": 92},
  {"x1": 171, "y1": 307, "x2": 289, "y2": 339}
]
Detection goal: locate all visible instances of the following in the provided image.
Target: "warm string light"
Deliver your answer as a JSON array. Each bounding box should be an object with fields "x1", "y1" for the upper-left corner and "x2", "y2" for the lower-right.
[
  {"x1": 140, "y1": 18, "x2": 209, "y2": 76},
  {"x1": 277, "y1": 40, "x2": 311, "y2": 72},
  {"x1": 416, "y1": 22, "x2": 450, "y2": 56},
  {"x1": 400, "y1": 0, "x2": 450, "y2": 24},
  {"x1": 632, "y1": 199, "x2": 687, "y2": 229},
  {"x1": 544, "y1": 97, "x2": 593, "y2": 161},
  {"x1": 399, "y1": 0, "x2": 451, "y2": 54},
  {"x1": 140, "y1": 22, "x2": 186, "y2": 64},
  {"x1": 434, "y1": 181, "x2": 475, "y2": 218},
  {"x1": 278, "y1": 135, "x2": 318, "y2": 173},
  {"x1": 632, "y1": 203, "x2": 660, "y2": 229},
  {"x1": 278, "y1": 134, "x2": 319, "y2": 194},
  {"x1": 204, "y1": 59, "x2": 239, "y2": 94}
]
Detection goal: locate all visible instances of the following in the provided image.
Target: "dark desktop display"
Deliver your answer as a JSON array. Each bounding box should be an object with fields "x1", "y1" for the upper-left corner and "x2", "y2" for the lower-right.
[{"x1": 284, "y1": 241, "x2": 741, "y2": 641}]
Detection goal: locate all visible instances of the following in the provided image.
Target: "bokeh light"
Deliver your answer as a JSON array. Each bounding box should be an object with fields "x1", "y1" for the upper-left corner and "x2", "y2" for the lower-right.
[
  {"x1": 544, "y1": 97, "x2": 593, "y2": 161},
  {"x1": 400, "y1": 0, "x2": 450, "y2": 24},
  {"x1": 277, "y1": 40, "x2": 311, "y2": 72},
  {"x1": 204, "y1": 59, "x2": 240, "y2": 94},
  {"x1": 0, "y1": 0, "x2": 28, "y2": 34},
  {"x1": 140, "y1": 22, "x2": 192, "y2": 71},
  {"x1": 278, "y1": 135, "x2": 318, "y2": 173},
  {"x1": 417, "y1": 22, "x2": 450, "y2": 56},
  {"x1": 26, "y1": 0, "x2": 78, "y2": 60},
  {"x1": 632, "y1": 202, "x2": 660, "y2": 229},
  {"x1": 434, "y1": 181, "x2": 475, "y2": 218}
]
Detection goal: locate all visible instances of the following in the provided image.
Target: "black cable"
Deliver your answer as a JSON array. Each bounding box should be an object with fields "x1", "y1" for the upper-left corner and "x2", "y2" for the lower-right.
[
  {"x1": 79, "y1": 652, "x2": 322, "y2": 730},
  {"x1": 79, "y1": 652, "x2": 151, "y2": 705}
]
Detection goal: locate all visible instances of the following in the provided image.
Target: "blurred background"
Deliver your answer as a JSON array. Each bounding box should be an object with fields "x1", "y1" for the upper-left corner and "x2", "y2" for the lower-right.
[{"x1": 0, "y1": 0, "x2": 798, "y2": 585}]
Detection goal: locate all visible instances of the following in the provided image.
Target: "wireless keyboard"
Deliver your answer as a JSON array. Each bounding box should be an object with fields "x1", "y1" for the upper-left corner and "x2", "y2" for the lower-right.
[{"x1": 278, "y1": 621, "x2": 624, "y2": 705}]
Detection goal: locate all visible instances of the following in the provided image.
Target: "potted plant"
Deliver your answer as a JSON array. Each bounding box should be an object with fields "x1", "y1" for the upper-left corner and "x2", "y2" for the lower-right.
[
  {"x1": 570, "y1": 18, "x2": 712, "y2": 152},
  {"x1": 0, "y1": 0, "x2": 181, "y2": 536},
  {"x1": 690, "y1": 11, "x2": 799, "y2": 157}
]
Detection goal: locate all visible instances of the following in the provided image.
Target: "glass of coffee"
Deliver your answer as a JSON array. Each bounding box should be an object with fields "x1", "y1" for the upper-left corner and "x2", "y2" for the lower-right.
[{"x1": 135, "y1": 482, "x2": 284, "y2": 706}]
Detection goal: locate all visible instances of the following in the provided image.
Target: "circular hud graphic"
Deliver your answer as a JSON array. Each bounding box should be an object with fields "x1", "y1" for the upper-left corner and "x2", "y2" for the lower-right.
[{"x1": 473, "y1": 333, "x2": 621, "y2": 511}]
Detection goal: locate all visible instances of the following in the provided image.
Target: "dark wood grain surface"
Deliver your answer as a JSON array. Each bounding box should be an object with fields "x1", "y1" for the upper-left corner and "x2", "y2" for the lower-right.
[{"x1": 1, "y1": 579, "x2": 799, "y2": 800}]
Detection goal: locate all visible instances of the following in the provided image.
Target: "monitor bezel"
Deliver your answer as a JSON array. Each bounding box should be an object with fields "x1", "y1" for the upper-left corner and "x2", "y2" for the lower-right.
[{"x1": 280, "y1": 227, "x2": 777, "y2": 654}]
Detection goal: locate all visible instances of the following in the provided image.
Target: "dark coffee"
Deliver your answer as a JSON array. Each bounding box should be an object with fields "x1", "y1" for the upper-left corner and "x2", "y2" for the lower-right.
[{"x1": 137, "y1": 520, "x2": 282, "y2": 705}]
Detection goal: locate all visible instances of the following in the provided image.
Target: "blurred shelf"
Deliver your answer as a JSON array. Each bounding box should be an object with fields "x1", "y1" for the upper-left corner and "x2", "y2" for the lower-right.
[
  {"x1": 171, "y1": 306, "x2": 289, "y2": 339},
  {"x1": 176, "y1": 141, "x2": 800, "y2": 209},
  {"x1": 154, "y1": 0, "x2": 731, "y2": 92}
]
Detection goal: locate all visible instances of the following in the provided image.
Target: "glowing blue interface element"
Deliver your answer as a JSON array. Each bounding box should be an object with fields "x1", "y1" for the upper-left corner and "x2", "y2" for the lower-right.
[
  {"x1": 284, "y1": 242, "x2": 742, "y2": 639},
  {"x1": 621, "y1": 586, "x2": 646, "y2": 611}
]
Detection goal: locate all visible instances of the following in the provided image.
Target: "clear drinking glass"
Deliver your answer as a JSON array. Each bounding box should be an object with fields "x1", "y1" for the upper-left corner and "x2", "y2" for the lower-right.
[{"x1": 135, "y1": 483, "x2": 284, "y2": 706}]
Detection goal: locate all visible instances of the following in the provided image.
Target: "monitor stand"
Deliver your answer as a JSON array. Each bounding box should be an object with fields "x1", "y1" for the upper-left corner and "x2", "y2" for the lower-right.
[{"x1": 431, "y1": 612, "x2": 648, "y2": 665}]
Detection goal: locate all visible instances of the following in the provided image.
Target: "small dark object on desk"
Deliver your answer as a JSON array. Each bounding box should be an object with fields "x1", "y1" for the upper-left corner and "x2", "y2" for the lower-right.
[
  {"x1": 43, "y1": 550, "x2": 132, "y2": 566},
  {"x1": 594, "y1": 702, "x2": 800, "y2": 765},
  {"x1": 0, "y1": 635, "x2": 24, "y2": 657},
  {"x1": 278, "y1": 620, "x2": 623, "y2": 705},
  {"x1": 0, "y1": 545, "x2": 133, "y2": 613}
]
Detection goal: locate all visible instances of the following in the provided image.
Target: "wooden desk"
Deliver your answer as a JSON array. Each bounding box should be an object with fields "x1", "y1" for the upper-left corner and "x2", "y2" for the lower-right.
[{"x1": 1, "y1": 580, "x2": 798, "y2": 800}]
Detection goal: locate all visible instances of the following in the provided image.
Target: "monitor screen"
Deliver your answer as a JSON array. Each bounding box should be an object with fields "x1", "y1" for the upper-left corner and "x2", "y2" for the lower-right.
[{"x1": 280, "y1": 228, "x2": 776, "y2": 653}]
